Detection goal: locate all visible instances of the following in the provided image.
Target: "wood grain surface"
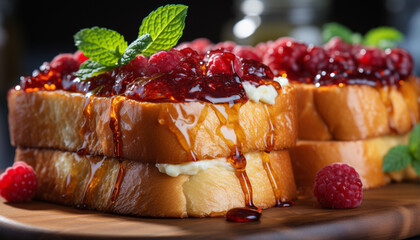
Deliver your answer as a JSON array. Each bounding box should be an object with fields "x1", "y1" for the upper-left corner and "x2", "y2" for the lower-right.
[{"x1": 1, "y1": 183, "x2": 420, "y2": 240}]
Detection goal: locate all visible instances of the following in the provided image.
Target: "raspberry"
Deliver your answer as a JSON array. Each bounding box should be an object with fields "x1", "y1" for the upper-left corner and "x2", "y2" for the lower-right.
[
  {"x1": 313, "y1": 163, "x2": 363, "y2": 209},
  {"x1": 324, "y1": 37, "x2": 351, "y2": 52},
  {"x1": 206, "y1": 52, "x2": 239, "y2": 76},
  {"x1": 147, "y1": 50, "x2": 181, "y2": 75},
  {"x1": 130, "y1": 55, "x2": 148, "y2": 74},
  {"x1": 356, "y1": 47, "x2": 385, "y2": 68},
  {"x1": 233, "y1": 46, "x2": 261, "y2": 61},
  {"x1": 177, "y1": 38, "x2": 213, "y2": 56},
  {"x1": 214, "y1": 41, "x2": 236, "y2": 52},
  {"x1": 0, "y1": 161, "x2": 37, "y2": 202},
  {"x1": 302, "y1": 45, "x2": 329, "y2": 74},
  {"x1": 262, "y1": 39, "x2": 307, "y2": 77},
  {"x1": 50, "y1": 53, "x2": 80, "y2": 74},
  {"x1": 386, "y1": 48, "x2": 413, "y2": 79},
  {"x1": 73, "y1": 50, "x2": 89, "y2": 64}
]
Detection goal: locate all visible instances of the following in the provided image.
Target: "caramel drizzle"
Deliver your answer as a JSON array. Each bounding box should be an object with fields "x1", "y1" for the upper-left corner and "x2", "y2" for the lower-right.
[
  {"x1": 109, "y1": 96, "x2": 126, "y2": 158},
  {"x1": 210, "y1": 104, "x2": 257, "y2": 208},
  {"x1": 108, "y1": 95, "x2": 127, "y2": 204},
  {"x1": 158, "y1": 103, "x2": 209, "y2": 161},
  {"x1": 261, "y1": 104, "x2": 286, "y2": 206},
  {"x1": 80, "y1": 156, "x2": 105, "y2": 208},
  {"x1": 77, "y1": 92, "x2": 94, "y2": 155},
  {"x1": 110, "y1": 160, "x2": 124, "y2": 204}
]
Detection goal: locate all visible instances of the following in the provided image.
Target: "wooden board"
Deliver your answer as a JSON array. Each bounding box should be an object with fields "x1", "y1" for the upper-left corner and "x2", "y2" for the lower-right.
[{"x1": 1, "y1": 183, "x2": 420, "y2": 240}]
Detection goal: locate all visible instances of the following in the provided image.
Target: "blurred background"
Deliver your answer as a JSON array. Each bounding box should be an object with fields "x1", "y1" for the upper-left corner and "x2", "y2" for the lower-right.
[{"x1": 0, "y1": 0, "x2": 419, "y2": 168}]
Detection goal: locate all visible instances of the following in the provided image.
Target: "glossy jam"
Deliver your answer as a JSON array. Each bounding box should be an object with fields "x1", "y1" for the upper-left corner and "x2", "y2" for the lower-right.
[
  {"x1": 182, "y1": 38, "x2": 414, "y2": 87},
  {"x1": 19, "y1": 48, "x2": 275, "y2": 104}
]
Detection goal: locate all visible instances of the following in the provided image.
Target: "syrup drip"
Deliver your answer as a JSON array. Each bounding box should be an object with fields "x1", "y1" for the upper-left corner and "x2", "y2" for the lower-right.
[
  {"x1": 77, "y1": 93, "x2": 94, "y2": 155},
  {"x1": 158, "y1": 103, "x2": 209, "y2": 161},
  {"x1": 379, "y1": 86, "x2": 397, "y2": 134},
  {"x1": 263, "y1": 104, "x2": 276, "y2": 152},
  {"x1": 110, "y1": 160, "x2": 125, "y2": 204},
  {"x1": 109, "y1": 95, "x2": 126, "y2": 158},
  {"x1": 79, "y1": 156, "x2": 105, "y2": 208},
  {"x1": 62, "y1": 154, "x2": 83, "y2": 200},
  {"x1": 226, "y1": 207, "x2": 262, "y2": 222},
  {"x1": 262, "y1": 152, "x2": 283, "y2": 206}
]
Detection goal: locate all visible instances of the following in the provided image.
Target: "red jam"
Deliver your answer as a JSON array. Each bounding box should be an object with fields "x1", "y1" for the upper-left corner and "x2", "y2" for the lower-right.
[
  {"x1": 180, "y1": 37, "x2": 414, "y2": 87},
  {"x1": 19, "y1": 48, "x2": 275, "y2": 104}
]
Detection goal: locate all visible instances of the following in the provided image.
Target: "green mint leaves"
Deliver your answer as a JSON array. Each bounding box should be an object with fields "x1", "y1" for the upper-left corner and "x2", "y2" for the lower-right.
[
  {"x1": 74, "y1": 27, "x2": 128, "y2": 66},
  {"x1": 74, "y1": 4, "x2": 188, "y2": 80},
  {"x1": 322, "y1": 22, "x2": 403, "y2": 49},
  {"x1": 364, "y1": 27, "x2": 403, "y2": 49},
  {"x1": 139, "y1": 4, "x2": 188, "y2": 57},
  {"x1": 383, "y1": 123, "x2": 420, "y2": 176}
]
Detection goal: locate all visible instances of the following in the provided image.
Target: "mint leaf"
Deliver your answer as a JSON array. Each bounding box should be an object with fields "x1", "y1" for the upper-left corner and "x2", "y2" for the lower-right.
[
  {"x1": 76, "y1": 60, "x2": 113, "y2": 80},
  {"x1": 412, "y1": 159, "x2": 420, "y2": 176},
  {"x1": 139, "y1": 4, "x2": 188, "y2": 57},
  {"x1": 409, "y1": 123, "x2": 420, "y2": 160},
  {"x1": 383, "y1": 145, "x2": 413, "y2": 172},
  {"x1": 74, "y1": 27, "x2": 127, "y2": 66},
  {"x1": 322, "y1": 22, "x2": 353, "y2": 43},
  {"x1": 120, "y1": 33, "x2": 152, "y2": 65},
  {"x1": 364, "y1": 27, "x2": 403, "y2": 49}
]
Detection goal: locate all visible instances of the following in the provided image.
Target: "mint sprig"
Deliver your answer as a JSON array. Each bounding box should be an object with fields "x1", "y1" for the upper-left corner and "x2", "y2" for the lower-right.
[
  {"x1": 139, "y1": 4, "x2": 188, "y2": 57},
  {"x1": 383, "y1": 123, "x2": 420, "y2": 176},
  {"x1": 74, "y1": 4, "x2": 188, "y2": 80},
  {"x1": 322, "y1": 23, "x2": 404, "y2": 49}
]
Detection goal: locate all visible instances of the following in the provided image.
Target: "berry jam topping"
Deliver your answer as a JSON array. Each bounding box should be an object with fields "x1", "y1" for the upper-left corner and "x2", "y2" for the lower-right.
[
  {"x1": 19, "y1": 47, "x2": 276, "y2": 104},
  {"x1": 179, "y1": 37, "x2": 414, "y2": 87},
  {"x1": 313, "y1": 163, "x2": 363, "y2": 209},
  {"x1": 0, "y1": 161, "x2": 37, "y2": 203}
]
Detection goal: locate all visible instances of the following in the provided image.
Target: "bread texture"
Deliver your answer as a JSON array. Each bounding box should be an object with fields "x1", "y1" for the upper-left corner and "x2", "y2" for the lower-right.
[
  {"x1": 8, "y1": 85, "x2": 297, "y2": 164},
  {"x1": 16, "y1": 147, "x2": 297, "y2": 217},
  {"x1": 289, "y1": 133, "x2": 419, "y2": 196},
  {"x1": 295, "y1": 76, "x2": 420, "y2": 141}
]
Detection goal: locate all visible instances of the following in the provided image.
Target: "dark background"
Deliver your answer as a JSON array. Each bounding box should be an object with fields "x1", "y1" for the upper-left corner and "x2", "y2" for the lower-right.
[{"x1": 0, "y1": 0, "x2": 419, "y2": 168}]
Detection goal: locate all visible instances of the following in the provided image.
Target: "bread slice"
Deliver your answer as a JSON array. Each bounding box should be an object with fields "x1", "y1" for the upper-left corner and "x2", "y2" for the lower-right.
[
  {"x1": 289, "y1": 133, "x2": 419, "y2": 196},
  {"x1": 8, "y1": 85, "x2": 297, "y2": 164},
  {"x1": 16, "y1": 147, "x2": 297, "y2": 217},
  {"x1": 295, "y1": 76, "x2": 420, "y2": 141}
]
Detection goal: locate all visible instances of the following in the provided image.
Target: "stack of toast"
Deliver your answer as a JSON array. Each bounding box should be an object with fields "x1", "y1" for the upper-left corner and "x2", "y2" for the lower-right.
[{"x1": 8, "y1": 48, "x2": 298, "y2": 217}]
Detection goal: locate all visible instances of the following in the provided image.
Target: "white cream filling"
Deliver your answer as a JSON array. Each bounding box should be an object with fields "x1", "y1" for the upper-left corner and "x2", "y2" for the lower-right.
[
  {"x1": 156, "y1": 158, "x2": 234, "y2": 177},
  {"x1": 243, "y1": 76, "x2": 289, "y2": 105}
]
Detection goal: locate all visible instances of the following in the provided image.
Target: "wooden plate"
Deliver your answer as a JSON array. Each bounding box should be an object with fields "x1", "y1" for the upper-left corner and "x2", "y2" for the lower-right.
[{"x1": 1, "y1": 183, "x2": 420, "y2": 239}]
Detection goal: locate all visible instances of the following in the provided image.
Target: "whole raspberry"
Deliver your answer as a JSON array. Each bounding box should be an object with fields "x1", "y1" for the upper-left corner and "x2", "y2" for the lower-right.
[
  {"x1": 148, "y1": 50, "x2": 181, "y2": 75},
  {"x1": 0, "y1": 161, "x2": 37, "y2": 202},
  {"x1": 73, "y1": 50, "x2": 89, "y2": 64},
  {"x1": 313, "y1": 163, "x2": 363, "y2": 209},
  {"x1": 51, "y1": 53, "x2": 80, "y2": 74}
]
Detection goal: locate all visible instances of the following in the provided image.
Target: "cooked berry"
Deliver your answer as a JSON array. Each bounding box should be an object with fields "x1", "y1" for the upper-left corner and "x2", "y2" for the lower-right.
[
  {"x1": 313, "y1": 163, "x2": 363, "y2": 209},
  {"x1": 130, "y1": 55, "x2": 148, "y2": 74},
  {"x1": 148, "y1": 50, "x2": 182, "y2": 75},
  {"x1": 356, "y1": 47, "x2": 385, "y2": 68},
  {"x1": 324, "y1": 37, "x2": 351, "y2": 52},
  {"x1": 214, "y1": 41, "x2": 236, "y2": 52},
  {"x1": 0, "y1": 161, "x2": 37, "y2": 203},
  {"x1": 386, "y1": 48, "x2": 414, "y2": 79},
  {"x1": 206, "y1": 52, "x2": 237, "y2": 76},
  {"x1": 50, "y1": 53, "x2": 80, "y2": 74},
  {"x1": 302, "y1": 46, "x2": 329, "y2": 74},
  {"x1": 233, "y1": 46, "x2": 261, "y2": 61},
  {"x1": 74, "y1": 50, "x2": 89, "y2": 64}
]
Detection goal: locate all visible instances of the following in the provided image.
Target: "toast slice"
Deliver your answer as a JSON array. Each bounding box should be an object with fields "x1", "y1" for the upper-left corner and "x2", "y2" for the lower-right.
[
  {"x1": 16, "y1": 147, "x2": 297, "y2": 217},
  {"x1": 289, "y1": 133, "x2": 419, "y2": 196},
  {"x1": 295, "y1": 76, "x2": 420, "y2": 141},
  {"x1": 8, "y1": 85, "x2": 297, "y2": 164}
]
